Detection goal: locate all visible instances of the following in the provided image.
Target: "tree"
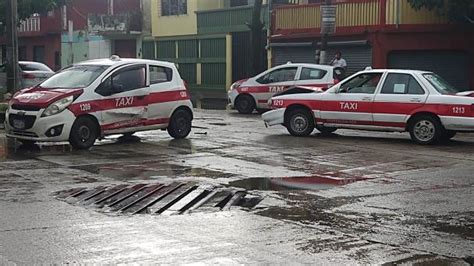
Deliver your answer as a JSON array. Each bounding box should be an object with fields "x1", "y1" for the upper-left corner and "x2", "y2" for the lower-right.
[
  {"x1": 408, "y1": 0, "x2": 474, "y2": 24},
  {"x1": 0, "y1": 0, "x2": 65, "y2": 29}
]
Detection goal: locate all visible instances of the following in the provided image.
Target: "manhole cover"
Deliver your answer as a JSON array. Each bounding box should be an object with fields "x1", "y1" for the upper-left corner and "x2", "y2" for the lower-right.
[{"x1": 53, "y1": 182, "x2": 263, "y2": 215}]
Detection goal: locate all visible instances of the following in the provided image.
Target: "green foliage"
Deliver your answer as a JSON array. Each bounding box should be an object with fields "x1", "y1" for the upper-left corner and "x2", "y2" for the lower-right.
[
  {"x1": 0, "y1": 0, "x2": 66, "y2": 26},
  {"x1": 408, "y1": 0, "x2": 474, "y2": 23},
  {"x1": 0, "y1": 103, "x2": 8, "y2": 113}
]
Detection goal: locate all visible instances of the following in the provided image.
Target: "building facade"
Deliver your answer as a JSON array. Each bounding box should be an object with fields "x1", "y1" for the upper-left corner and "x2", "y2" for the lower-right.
[
  {"x1": 143, "y1": 0, "x2": 277, "y2": 107},
  {"x1": 269, "y1": 0, "x2": 474, "y2": 90},
  {"x1": 1, "y1": 0, "x2": 147, "y2": 71}
]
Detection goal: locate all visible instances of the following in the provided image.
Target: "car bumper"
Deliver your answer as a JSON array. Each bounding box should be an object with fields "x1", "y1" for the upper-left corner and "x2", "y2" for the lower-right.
[
  {"x1": 227, "y1": 90, "x2": 238, "y2": 109},
  {"x1": 262, "y1": 108, "x2": 285, "y2": 127},
  {"x1": 441, "y1": 116, "x2": 474, "y2": 131},
  {"x1": 5, "y1": 108, "x2": 76, "y2": 142}
]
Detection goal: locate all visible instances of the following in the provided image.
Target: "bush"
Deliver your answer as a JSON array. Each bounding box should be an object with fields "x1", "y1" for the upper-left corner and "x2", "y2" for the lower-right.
[{"x1": 0, "y1": 103, "x2": 8, "y2": 113}]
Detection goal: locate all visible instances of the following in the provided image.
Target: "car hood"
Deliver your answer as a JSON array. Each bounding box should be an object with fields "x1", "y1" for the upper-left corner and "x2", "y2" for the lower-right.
[
  {"x1": 455, "y1": 91, "x2": 474, "y2": 97},
  {"x1": 273, "y1": 86, "x2": 325, "y2": 97},
  {"x1": 11, "y1": 87, "x2": 83, "y2": 108}
]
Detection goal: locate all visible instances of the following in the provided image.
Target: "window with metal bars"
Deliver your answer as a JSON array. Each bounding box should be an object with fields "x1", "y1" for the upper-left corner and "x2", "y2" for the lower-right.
[{"x1": 161, "y1": 0, "x2": 187, "y2": 16}]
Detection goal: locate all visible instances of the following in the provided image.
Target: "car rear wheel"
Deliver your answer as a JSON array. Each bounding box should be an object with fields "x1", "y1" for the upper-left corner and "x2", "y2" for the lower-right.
[
  {"x1": 316, "y1": 125, "x2": 337, "y2": 135},
  {"x1": 286, "y1": 109, "x2": 314, "y2": 137},
  {"x1": 235, "y1": 94, "x2": 255, "y2": 114},
  {"x1": 409, "y1": 115, "x2": 443, "y2": 145},
  {"x1": 69, "y1": 116, "x2": 99, "y2": 150},
  {"x1": 167, "y1": 109, "x2": 192, "y2": 139}
]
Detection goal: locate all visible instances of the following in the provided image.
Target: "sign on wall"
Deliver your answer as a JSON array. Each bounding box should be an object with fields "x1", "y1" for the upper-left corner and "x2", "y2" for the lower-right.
[{"x1": 321, "y1": 5, "x2": 337, "y2": 34}]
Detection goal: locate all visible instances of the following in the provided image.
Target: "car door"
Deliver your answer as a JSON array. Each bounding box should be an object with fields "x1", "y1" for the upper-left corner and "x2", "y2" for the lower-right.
[
  {"x1": 95, "y1": 64, "x2": 149, "y2": 132},
  {"x1": 294, "y1": 67, "x2": 332, "y2": 89},
  {"x1": 253, "y1": 66, "x2": 298, "y2": 107},
  {"x1": 320, "y1": 72, "x2": 384, "y2": 126},
  {"x1": 146, "y1": 64, "x2": 178, "y2": 125},
  {"x1": 373, "y1": 73, "x2": 428, "y2": 128}
]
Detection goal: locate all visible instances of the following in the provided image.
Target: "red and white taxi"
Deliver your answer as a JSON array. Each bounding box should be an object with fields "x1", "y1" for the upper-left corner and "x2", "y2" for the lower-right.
[
  {"x1": 6, "y1": 56, "x2": 193, "y2": 149},
  {"x1": 262, "y1": 69, "x2": 474, "y2": 144},
  {"x1": 228, "y1": 63, "x2": 340, "y2": 114}
]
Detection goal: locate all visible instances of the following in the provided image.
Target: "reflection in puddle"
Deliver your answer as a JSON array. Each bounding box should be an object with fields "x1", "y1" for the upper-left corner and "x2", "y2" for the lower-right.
[
  {"x1": 0, "y1": 135, "x2": 8, "y2": 160},
  {"x1": 229, "y1": 175, "x2": 368, "y2": 191}
]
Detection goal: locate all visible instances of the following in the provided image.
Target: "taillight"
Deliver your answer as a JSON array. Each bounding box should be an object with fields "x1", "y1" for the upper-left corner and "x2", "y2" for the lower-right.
[
  {"x1": 471, "y1": 104, "x2": 474, "y2": 113},
  {"x1": 22, "y1": 73, "x2": 35, "y2": 79},
  {"x1": 182, "y1": 79, "x2": 190, "y2": 91},
  {"x1": 333, "y1": 79, "x2": 340, "y2": 84}
]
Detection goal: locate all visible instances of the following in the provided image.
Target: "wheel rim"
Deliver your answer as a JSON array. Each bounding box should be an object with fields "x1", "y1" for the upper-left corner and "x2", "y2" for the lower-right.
[
  {"x1": 291, "y1": 114, "x2": 308, "y2": 133},
  {"x1": 414, "y1": 120, "x2": 435, "y2": 142},
  {"x1": 238, "y1": 98, "x2": 249, "y2": 110},
  {"x1": 78, "y1": 125, "x2": 91, "y2": 142}
]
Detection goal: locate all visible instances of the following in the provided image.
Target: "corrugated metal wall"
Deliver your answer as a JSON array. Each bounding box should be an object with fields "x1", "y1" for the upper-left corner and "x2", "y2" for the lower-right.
[
  {"x1": 388, "y1": 50, "x2": 469, "y2": 91},
  {"x1": 157, "y1": 41, "x2": 175, "y2": 59},
  {"x1": 272, "y1": 44, "x2": 372, "y2": 75},
  {"x1": 152, "y1": 37, "x2": 227, "y2": 88},
  {"x1": 142, "y1": 41, "x2": 155, "y2": 59},
  {"x1": 232, "y1": 31, "x2": 267, "y2": 82}
]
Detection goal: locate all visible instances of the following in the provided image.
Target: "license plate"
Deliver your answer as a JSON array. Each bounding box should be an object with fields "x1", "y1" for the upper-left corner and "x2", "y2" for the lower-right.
[{"x1": 13, "y1": 119, "x2": 25, "y2": 129}]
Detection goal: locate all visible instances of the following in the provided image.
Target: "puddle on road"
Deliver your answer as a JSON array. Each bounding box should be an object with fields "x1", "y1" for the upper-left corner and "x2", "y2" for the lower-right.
[
  {"x1": 0, "y1": 135, "x2": 8, "y2": 160},
  {"x1": 229, "y1": 175, "x2": 369, "y2": 191},
  {"x1": 73, "y1": 161, "x2": 232, "y2": 181}
]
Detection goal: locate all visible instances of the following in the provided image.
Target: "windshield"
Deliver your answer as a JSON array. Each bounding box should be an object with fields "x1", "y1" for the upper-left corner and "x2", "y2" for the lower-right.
[
  {"x1": 423, "y1": 73, "x2": 460, "y2": 94},
  {"x1": 40, "y1": 65, "x2": 108, "y2": 89}
]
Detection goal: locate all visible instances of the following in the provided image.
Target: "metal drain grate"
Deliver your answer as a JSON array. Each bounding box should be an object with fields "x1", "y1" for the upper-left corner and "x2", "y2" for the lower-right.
[{"x1": 53, "y1": 182, "x2": 262, "y2": 215}]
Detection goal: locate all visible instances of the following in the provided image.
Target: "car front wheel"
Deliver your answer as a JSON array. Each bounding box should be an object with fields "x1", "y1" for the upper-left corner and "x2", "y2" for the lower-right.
[
  {"x1": 235, "y1": 94, "x2": 255, "y2": 114},
  {"x1": 409, "y1": 115, "x2": 444, "y2": 145},
  {"x1": 167, "y1": 109, "x2": 192, "y2": 139},
  {"x1": 286, "y1": 109, "x2": 314, "y2": 137},
  {"x1": 69, "y1": 116, "x2": 99, "y2": 149}
]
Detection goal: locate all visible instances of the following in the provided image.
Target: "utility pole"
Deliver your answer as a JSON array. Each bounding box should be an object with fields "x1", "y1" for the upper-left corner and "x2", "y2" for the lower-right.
[
  {"x1": 6, "y1": 0, "x2": 20, "y2": 94},
  {"x1": 319, "y1": 0, "x2": 332, "y2": 65}
]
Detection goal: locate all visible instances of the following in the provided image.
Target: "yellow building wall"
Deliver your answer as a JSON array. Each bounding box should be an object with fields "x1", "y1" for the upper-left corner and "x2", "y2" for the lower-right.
[{"x1": 151, "y1": 0, "x2": 225, "y2": 37}]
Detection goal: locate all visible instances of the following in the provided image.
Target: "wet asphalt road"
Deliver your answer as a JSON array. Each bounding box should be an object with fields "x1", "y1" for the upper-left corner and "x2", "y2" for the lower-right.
[{"x1": 0, "y1": 109, "x2": 473, "y2": 264}]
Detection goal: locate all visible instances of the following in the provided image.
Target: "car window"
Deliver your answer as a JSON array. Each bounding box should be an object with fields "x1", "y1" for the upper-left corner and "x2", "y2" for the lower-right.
[
  {"x1": 256, "y1": 67, "x2": 297, "y2": 84},
  {"x1": 150, "y1": 65, "x2": 172, "y2": 84},
  {"x1": 381, "y1": 73, "x2": 425, "y2": 95},
  {"x1": 299, "y1": 68, "x2": 327, "y2": 80},
  {"x1": 423, "y1": 73, "x2": 460, "y2": 94},
  {"x1": 41, "y1": 65, "x2": 107, "y2": 89},
  {"x1": 339, "y1": 73, "x2": 382, "y2": 94},
  {"x1": 19, "y1": 63, "x2": 52, "y2": 72},
  {"x1": 98, "y1": 65, "x2": 147, "y2": 95}
]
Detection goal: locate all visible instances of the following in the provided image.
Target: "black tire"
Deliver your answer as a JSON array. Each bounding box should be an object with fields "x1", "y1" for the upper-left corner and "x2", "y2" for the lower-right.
[
  {"x1": 167, "y1": 109, "x2": 192, "y2": 139},
  {"x1": 122, "y1": 132, "x2": 135, "y2": 138},
  {"x1": 442, "y1": 130, "x2": 457, "y2": 141},
  {"x1": 18, "y1": 139, "x2": 35, "y2": 146},
  {"x1": 69, "y1": 116, "x2": 99, "y2": 150},
  {"x1": 235, "y1": 94, "x2": 255, "y2": 114},
  {"x1": 316, "y1": 126, "x2": 337, "y2": 135},
  {"x1": 286, "y1": 108, "x2": 315, "y2": 137},
  {"x1": 408, "y1": 115, "x2": 444, "y2": 145}
]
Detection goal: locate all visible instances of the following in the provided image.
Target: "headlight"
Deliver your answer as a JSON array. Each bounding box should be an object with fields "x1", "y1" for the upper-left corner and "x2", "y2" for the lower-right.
[
  {"x1": 229, "y1": 81, "x2": 241, "y2": 92},
  {"x1": 41, "y1": 96, "x2": 74, "y2": 117}
]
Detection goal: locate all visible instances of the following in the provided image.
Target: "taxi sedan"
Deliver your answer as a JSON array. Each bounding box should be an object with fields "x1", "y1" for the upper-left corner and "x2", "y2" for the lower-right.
[
  {"x1": 228, "y1": 63, "x2": 340, "y2": 114},
  {"x1": 262, "y1": 69, "x2": 474, "y2": 144}
]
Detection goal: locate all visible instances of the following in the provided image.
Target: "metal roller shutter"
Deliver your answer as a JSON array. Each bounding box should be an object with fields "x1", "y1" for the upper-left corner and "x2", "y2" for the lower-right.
[
  {"x1": 273, "y1": 46, "x2": 315, "y2": 66},
  {"x1": 388, "y1": 50, "x2": 470, "y2": 91},
  {"x1": 272, "y1": 42, "x2": 372, "y2": 75}
]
